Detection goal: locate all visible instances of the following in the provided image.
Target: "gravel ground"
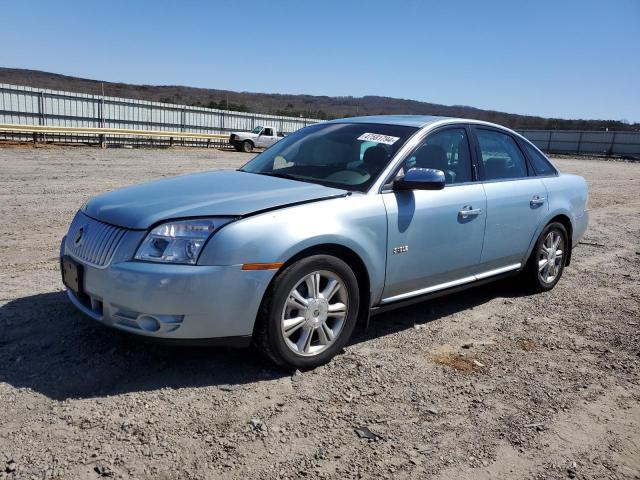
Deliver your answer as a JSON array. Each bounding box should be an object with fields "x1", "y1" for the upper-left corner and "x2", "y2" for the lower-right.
[{"x1": 0, "y1": 145, "x2": 638, "y2": 480}]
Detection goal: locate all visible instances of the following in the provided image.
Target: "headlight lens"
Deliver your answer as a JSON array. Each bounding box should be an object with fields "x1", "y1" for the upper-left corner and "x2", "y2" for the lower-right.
[{"x1": 135, "y1": 219, "x2": 221, "y2": 264}]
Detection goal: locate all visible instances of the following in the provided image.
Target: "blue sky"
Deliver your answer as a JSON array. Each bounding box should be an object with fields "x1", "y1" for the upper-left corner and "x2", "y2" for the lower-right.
[{"x1": 2, "y1": 0, "x2": 639, "y2": 122}]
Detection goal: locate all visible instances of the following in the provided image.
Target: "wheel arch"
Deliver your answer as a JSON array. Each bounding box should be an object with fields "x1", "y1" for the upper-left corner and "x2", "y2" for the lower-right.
[
  {"x1": 524, "y1": 210, "x2": 575, "y2": 268},
  {"x1": 258, "y1": 243, "x2": 372, "y2": 331},
  {"x1": 547, "y1": 213, "x2": 573, "y2": 266}
]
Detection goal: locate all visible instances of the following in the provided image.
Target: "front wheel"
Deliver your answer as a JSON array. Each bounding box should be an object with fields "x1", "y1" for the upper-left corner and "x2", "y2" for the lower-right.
[
  {"x1": 523, "y1": 222, "x2": 568, "y2": 292},
  {"x1": 254, "y1": 255, "x2": 360, "y2": 369},
  {"x1": 241, "y1": 140, "x2": 253, "y2": 153}
]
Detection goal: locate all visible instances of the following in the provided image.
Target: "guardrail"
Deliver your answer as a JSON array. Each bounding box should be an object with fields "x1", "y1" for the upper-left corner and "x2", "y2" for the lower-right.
[{"x1": 0, "y1": 123, "x2": 230, "y2": 147}]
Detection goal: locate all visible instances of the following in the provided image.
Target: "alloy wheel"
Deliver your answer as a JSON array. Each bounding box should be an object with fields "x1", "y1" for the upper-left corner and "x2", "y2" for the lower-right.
[
  {"x1": 538, "y1": 230, "x2": 564, "y2": 284},
  {"x1": 280, "y1": 270, "x2": 348, "y2": 356}
]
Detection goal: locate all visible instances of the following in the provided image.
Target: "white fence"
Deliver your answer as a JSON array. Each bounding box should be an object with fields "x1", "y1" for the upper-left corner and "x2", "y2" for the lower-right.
[
  {"x1": 1, "y1": 83, "x2": 638, "y2": 157},
  {"x1": 0, "y1": 83, "x2": 320, "y2": 146},
  {"x1": 517, "y1": 129, "x2": 640, "y2": 157}
]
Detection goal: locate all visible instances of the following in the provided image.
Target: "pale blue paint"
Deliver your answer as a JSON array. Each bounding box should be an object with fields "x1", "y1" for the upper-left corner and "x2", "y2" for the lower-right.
[{"x1": 61, "y1": 117, "x2": 589, "y2": 342}]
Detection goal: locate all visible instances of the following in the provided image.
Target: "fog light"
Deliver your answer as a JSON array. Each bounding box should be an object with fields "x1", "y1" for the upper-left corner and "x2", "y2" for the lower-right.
[{"x1": 137, "y1": 314, "x2": 161, "y2": 332}]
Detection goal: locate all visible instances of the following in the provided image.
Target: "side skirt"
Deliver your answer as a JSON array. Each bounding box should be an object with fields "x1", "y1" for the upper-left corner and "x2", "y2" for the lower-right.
[{"x1": 369, "y1": 270, "x2": 520, "y2": 317}]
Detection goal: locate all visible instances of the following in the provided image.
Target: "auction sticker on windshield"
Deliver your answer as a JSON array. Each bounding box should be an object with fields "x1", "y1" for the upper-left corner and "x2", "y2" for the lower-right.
[{"x1": 357, "y1": 132, "x2": 400, "y2": 145}]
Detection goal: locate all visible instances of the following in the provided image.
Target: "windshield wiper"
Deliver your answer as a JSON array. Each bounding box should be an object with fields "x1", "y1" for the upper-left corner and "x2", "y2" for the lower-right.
[{"x1": 252, "y1": 171, "x2": 307, "y2": 182}]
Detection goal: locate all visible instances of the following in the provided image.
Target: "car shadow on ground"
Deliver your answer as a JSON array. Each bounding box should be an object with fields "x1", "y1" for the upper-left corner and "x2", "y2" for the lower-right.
[
  {"x1": 350, "y1": 277, "x2": 528, "y2": 347},
  {"x1": 0, "y1": 279, "x2": 529, "y2": 401}
]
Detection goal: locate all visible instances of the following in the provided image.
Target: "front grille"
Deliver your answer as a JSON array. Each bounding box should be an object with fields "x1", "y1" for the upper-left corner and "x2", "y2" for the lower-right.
[{"x1": 65, "y1": 211, "x2": 128, "y2": 267}]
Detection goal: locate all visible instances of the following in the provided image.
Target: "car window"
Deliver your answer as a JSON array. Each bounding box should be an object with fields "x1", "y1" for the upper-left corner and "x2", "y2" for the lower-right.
[
  {"x1": 476, "y1": 129, "x2": 528, "y2": 180},
  {"x1": 240, "y1": 122, "x2": 418, "y2": 192},
  {"x1": 263, "y1": 128, "x2": 273, "y2": 136},
  {"x1": 394, "y1": 128, "x2": 473, "y2": 185},
  {"x1": 251, "y1": 126, "x2": 263, "y2": 134},
  {"x1": 521, "y1": 141, "x2": 556, "y2": 176}
]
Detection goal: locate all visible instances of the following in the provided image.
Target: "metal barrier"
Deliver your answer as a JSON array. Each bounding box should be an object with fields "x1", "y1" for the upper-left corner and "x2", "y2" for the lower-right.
[
  {"x1": 0, "y1": 83, "x2": 320, "y2": 147},
  {"x1": 1, "y1": 83, "x2": 638, "y2": 156},
  {"x1": 0, "y1": 123, "x2": 230, "y2": 147},
  {"x1": 518, "y1": 129, "x2": 640, "y2": 158}
]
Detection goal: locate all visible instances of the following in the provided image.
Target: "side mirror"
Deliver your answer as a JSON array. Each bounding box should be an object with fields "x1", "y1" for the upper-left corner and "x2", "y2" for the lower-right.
[{"x1": 393, "y1": 168, "x2": 445, "y2": 191}]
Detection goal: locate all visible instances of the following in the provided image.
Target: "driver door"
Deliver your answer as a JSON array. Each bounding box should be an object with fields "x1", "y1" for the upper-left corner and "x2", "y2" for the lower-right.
[
  {"x1": 260, "y1": 128, "x2": 276, "y2": 148},
  {"x1": 381, "y1": 126, "x2": 487, "y2": 301}
]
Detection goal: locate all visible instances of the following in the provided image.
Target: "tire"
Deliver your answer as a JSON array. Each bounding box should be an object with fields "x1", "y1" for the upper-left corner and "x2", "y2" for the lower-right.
[
  {"x1": 241, "y1": 140, "x2": 253, "y2": 153},
  {"x1": 254, "y1": 255, "x2": 360, "y2": 369},
  {"x1": 523, "y1": 222, "x2": 569, "y2": 292}
]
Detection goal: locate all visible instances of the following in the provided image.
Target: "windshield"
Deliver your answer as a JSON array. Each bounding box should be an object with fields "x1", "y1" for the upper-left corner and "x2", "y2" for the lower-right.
[
  {"x1": 239, "y1": 122, "x2": 418, "y2": 192},
  {"x1": 251, "y1": 126, "x2": 263, "y2": 134}
]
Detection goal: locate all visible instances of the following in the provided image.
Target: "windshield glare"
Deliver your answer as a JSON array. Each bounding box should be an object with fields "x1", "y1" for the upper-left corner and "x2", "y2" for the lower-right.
[
  {"x1": 251, "y1": 126, "x2": 263, "y2": 134},
  {"x1": 240, "y1": 123, "x2": 418, "y2": 191}
]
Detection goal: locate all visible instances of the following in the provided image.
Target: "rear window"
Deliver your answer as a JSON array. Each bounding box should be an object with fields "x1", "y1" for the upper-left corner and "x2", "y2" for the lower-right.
[
  {"x1": 521, "y1": 141, "x2": 556, "y2": 176},
  {"x1": 476, "y1": 129, "x2": 529, "y2": 180}
]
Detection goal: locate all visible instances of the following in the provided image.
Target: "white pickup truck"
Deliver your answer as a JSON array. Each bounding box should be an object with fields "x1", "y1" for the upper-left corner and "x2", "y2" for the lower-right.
[{"x1": 229, "y1": 126, "x2": 284, "y2": 152}]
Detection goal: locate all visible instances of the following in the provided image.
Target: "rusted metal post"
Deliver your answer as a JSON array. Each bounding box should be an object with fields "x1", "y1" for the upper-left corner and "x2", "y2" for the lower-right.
[
  {"x1": 576, "y1": 131, "x2": 583, "y2": 155},
  {"x1": 38, "y1": 92, "x2": 45, "y2": 126},
  {"x1": 181, "y1": 108, "x2": 186, "y2": 147},
  {"x1": 607, "y1": 132, "x2": 617, "y2": 157}
]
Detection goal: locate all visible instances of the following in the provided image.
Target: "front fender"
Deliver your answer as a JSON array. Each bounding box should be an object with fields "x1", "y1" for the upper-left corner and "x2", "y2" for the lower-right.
[
  {"x1": 232, "y1": 133, "x2": 257, "y2": 142},
  {"x1": 199, "y1": 194, "x2": 389, "y2": 304}
]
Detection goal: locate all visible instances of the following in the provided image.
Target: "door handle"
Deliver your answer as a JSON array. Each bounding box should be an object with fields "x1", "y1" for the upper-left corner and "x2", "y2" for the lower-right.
[
  {"x1": 458, "y1": 205, "x2": 482, "y2": 219},
  {"x1": 530, "y1": 195, "x2": 546, "y2": 207}
]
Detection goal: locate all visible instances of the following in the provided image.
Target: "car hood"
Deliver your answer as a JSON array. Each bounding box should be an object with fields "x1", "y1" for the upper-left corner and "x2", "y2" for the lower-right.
[
  {"x1": 231, "y1": 132, "x2": 256, "y2": 138},
  {"x1": 83, "y1": 170, "x2": 347, "y2": 229}
]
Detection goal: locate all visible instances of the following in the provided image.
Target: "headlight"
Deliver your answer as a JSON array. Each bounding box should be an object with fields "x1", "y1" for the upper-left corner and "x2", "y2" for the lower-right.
[{"x1": 135, "y1": 219, "x2": 230, "y2": 264}]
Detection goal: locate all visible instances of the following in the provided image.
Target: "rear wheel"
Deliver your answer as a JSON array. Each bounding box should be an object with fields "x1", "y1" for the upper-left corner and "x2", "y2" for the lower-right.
[
  {"x1": 255, "y1": 255, "x2": 360, "y2": 369},
  {"x1": 523, "y1": 222, "x2": 568, "y2": 292},
  {"x1": 241, "y1": 140, "x2": 253, "y2": 153}
]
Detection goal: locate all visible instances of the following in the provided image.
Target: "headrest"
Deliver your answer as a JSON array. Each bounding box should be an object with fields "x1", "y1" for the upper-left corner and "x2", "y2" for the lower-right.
[
  {"x1": 414, "y1": 144, "x2": 448, "y2": 170},
  {"x1": 362, "y1": 145, "x2": 388, "y2": 169}
]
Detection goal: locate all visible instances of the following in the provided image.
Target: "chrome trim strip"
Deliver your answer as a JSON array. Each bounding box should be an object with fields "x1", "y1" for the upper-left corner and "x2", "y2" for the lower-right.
[
  {"x1": 380, "y1": 263, "x2": 522, "y2": 305},
  {"x1": 66, "y1": 211, "x2": 128, "y2": 268},
  {"x1": 368, "y1": 117, "x2": 547, "y2": 194},
  {"x1": 369, "y1": 119, "x2": 469, "y2": 194},
  {"x1": 381, "y1": 275, "x2": 476, "y2": 304},
  {"x1": 474, "y1": 263, "x2": 522, "y2": 280}
]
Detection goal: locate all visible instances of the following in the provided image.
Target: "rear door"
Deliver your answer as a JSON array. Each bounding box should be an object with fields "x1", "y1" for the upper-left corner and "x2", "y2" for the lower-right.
[
  {"x1": 472, "y1": 126, "x2": 548, "y2": 271},
  {"x1": 381, "y1": 126, "x2": 487, "y2": 301}
]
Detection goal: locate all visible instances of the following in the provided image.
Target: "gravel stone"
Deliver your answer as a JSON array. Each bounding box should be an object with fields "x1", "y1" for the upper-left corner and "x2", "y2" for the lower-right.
[{"x1": 0, "y1": 147, "x2": 638, "y2": 479}]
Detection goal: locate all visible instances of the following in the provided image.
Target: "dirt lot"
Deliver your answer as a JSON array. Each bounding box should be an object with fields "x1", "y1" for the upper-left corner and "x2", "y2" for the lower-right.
[{"x1": 0, "y1": 145, "x2": 638, "y2": 480}]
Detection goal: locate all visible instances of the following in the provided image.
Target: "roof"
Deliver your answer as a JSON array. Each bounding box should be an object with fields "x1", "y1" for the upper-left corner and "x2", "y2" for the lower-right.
[{"x1": 327, "y1": 115, "x2": 453, "y2": 128}]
